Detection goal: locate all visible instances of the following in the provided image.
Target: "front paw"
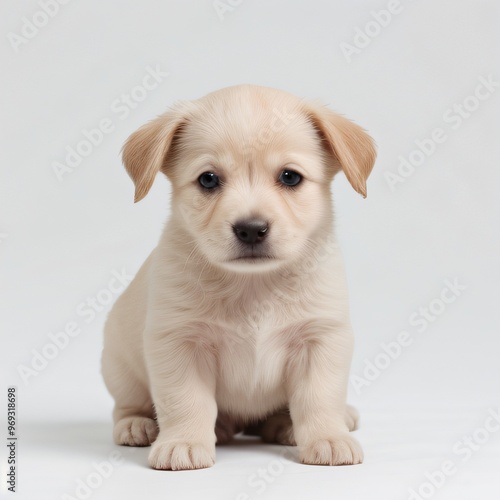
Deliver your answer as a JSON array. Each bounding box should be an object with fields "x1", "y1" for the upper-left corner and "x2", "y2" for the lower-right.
[
  {"x1": 113, "y1": 416, "x2": 158, "y2": 446},
  {"x1": 300, "y1": 434, "x2": 363, "y2": 466},
  {"x1": 148, "y1": 440, "x2": 215, "y2": 470}
]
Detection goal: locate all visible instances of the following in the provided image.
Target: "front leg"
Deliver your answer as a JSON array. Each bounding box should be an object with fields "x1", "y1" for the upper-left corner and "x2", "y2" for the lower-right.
[
  {"x1": 145, "y1": 323, "x2": 218, "y2": 470},
  {"x1": 286, "y1": 319, "x2": 363, "y2": 466}
]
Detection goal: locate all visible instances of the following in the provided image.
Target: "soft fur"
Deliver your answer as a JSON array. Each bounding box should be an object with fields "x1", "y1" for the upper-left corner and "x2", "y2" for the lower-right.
[{"x1": 101, "y1": 84, "x2": 376, "y2": 470}]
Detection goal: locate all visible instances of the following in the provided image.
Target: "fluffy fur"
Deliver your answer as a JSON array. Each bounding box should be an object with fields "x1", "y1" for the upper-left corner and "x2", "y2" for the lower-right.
[{"x1": 101, "y1": 85, "x2": 376, "y2": 470}]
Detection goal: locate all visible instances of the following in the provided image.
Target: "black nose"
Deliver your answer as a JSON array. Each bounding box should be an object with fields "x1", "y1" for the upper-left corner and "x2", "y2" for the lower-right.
[{"x1": 233, "y1": 219, "x2": 269, "y2": 244}]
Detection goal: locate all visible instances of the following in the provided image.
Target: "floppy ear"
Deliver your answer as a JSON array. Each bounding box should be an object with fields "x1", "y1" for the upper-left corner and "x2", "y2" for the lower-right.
[
  {"x1": 306, "y1": 105, "x2": 376, "y2": 197},
  {"x1": 122, "y1": 111, "x2": 184, "y2": 202}
]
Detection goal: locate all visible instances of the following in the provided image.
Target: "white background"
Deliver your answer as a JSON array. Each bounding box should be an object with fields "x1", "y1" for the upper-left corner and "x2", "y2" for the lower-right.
[{"x1": 1, "y1": 1, "x2": 499, "y2": 499}]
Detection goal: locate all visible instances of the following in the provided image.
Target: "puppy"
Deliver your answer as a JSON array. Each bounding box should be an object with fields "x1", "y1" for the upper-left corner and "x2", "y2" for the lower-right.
[{"x1": 102, "y1": 85, "x2": 376, "y2": 470}]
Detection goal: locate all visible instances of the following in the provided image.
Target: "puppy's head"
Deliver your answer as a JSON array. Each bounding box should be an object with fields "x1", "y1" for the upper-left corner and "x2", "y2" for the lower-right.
[{"x1": 123, "y1": 85, "x2": 376, "y2": 273}]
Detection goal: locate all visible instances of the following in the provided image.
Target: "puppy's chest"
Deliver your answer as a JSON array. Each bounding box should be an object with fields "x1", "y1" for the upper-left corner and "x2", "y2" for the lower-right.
[
  {"x1": 212, "y1": 299, "x2": 295, "y2": 395},
  {"x1": 217, "y1": 291, "x2": 292, "y2": 342}
]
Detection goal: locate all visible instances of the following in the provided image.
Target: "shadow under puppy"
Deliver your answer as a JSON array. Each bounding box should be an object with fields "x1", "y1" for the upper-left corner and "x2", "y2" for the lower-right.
[{"x1": 102, "y1": 84, "x2": 376, "y2": 470}]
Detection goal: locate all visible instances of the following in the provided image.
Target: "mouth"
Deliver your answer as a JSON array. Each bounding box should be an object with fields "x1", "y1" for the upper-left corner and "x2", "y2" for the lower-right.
[
  {"x1": 220, "y1": 252, "x2": 281, "y2": 273},
  {"x1": 228, "y1": 255, "x2": 275, "y2": 263}
]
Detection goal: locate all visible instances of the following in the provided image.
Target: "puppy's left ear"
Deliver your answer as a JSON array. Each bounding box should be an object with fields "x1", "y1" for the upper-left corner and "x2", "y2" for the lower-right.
[
  {"x1": 122, "y1": 111, "x2": 184, "y2": 203},
  {"x1": 306, "y1": 105, "x2": 376, "y2": 197}
]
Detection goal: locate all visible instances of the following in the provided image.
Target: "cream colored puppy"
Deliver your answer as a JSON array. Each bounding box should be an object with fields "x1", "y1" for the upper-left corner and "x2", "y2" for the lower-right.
[{"x1": 102, "y1": 85, "x2": 376, "y2": 470}]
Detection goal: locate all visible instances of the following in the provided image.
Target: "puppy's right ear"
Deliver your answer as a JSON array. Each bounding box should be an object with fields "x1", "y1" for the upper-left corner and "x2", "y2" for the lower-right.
[{"x1": 122, "y1": 111, "x2": 184, "y2": 202}]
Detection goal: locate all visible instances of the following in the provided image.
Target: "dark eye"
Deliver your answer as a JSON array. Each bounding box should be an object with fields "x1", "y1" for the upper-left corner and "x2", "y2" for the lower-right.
[
  {"x1": 278, "y1": 169, "x2": 302, "y2": 187},
  {"x1": 198, "y1": 172, "x2": 220, "y2": 189}
]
